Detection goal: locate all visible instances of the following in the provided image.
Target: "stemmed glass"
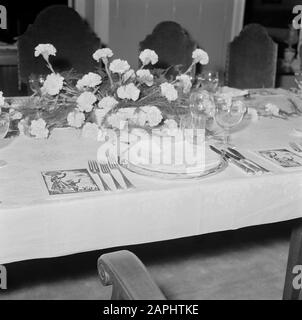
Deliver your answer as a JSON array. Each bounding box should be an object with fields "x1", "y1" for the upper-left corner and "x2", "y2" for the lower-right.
[
  {"x1": 0, "y1": 113, "x2": 10, "y2": 167},
  {"x1": 214, "y1": 95, "x2": 246, "y2": 146},
  {"x1": 197, "y1": 70, "x2": 219, "y2": 93}
]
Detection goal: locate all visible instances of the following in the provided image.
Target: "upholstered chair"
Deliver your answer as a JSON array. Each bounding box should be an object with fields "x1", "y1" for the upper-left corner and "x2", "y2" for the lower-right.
[
  {"x1": 139, "y1": 21, "x2": 198, "y2": 78},
  {"x1": 17, "y1": 5, "x2": 100, "y2": 89},
  {"x1": 226, "y1": 24, "x2": 278, "y2": 89}
]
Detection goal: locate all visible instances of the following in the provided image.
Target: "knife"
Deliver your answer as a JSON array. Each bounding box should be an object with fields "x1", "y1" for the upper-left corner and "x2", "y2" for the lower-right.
[
  {"x1": 227, "y1": 148, "x2": 270, "y2": 173},
  {"x1": 210, "y1": 145, "x2": 255, "y2": 175}
]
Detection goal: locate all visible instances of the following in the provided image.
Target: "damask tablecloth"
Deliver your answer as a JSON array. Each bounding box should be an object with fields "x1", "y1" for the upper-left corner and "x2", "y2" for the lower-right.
[{"x1": 0, "y1": 115, "x2": 302, "y2": 264}]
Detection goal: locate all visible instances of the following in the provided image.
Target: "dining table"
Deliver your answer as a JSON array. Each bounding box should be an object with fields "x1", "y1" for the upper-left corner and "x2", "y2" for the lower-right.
[{"x1": 1, "y1": 90, "x2": 302, "y2": 265}]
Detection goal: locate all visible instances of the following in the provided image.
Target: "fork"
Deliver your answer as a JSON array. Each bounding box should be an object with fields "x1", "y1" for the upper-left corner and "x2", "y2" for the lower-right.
[
  {"x1": 107, "y1": 154, "x2": 135, "y2": 189},
  {"x1": 289, "y1": 142, "x2": 302, "y2": 153},
  {"x1": 99, "y1": 162, "x2": 123, "y2": 190},
  {"x1": 88, "y1": 160, "x2": 111, "y2": 192}
]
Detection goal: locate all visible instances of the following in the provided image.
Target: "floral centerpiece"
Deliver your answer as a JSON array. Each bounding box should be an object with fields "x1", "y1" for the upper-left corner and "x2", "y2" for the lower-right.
[{"x1": 1, "y1": 44, "x2": 210, "y2": 139}]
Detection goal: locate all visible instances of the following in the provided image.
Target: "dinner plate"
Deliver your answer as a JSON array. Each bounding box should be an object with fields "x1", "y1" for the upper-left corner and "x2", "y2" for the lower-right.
[{"x1": 120, "y1": 145, "x2": 227, "y2": 180}]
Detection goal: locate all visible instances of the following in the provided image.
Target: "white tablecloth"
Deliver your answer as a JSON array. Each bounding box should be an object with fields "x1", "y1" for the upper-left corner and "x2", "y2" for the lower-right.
[{"x1": 1, "y1": 116, "x2": 302, "y2": 264}]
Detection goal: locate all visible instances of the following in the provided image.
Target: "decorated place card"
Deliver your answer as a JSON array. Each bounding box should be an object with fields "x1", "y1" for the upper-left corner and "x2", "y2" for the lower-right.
[
  {"x1": 42, "y1": 169, "x2": 99, "y2": 195},
  {"x1": 258, "y1": 149, "x2": 302, "y2": 169}
]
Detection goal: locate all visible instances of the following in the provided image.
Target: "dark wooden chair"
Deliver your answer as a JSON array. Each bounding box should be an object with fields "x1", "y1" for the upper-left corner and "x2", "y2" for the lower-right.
[
  {"x1": 139, "y1": 21, "x2": 197, "y2": 78},
  {"x1": 283, "y1": 219, "x2": 302, "y2": 300},
  {"x1": 17, "y1": 5, "x2": 101, "y2": 89},
  {"x1": 98, "y1": 250, "x2": 166, "y2": 300},
  {"x1": 226, "y1": 24, "x2": 278, "y2": 89}
]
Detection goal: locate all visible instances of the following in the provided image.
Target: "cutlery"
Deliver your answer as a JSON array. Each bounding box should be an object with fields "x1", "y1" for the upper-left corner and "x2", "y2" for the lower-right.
[
  {"x1": 88, "y1": 161, "x2": 111, "y2": 192},
  {"x1": 107, "y1": 154, "x2": 135, "y2": 189},
  {"x1": 289, "y1": 142, "x2": 302, "y2": 153},
  {"x1": 99, "y1": 162, "x2": 123, "y2": 190},
  {"x1": 227, "y1": 147, "x2": 270, "y2": 173},
  {"x1": 210, "y1": 145, "x2": 255, "y2": 175}
]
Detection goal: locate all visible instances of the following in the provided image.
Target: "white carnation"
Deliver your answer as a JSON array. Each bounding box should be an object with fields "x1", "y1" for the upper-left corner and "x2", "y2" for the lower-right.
[
  {"x1": 41, "y1": 73, "x2": 64, "y2": 96},
  {"x1": 34, "y1": 44, "x2": 57, "y2": 61},
  {"x1": 139, "y1": 49, "x2": 158, "y2": 66},
  {"x1": 117, "y1": 83, "x2": 140, "y2": 101},
  {"x1": 160, "y1": 83, "x2": 178, "y2": 102},
  {"x1": 76, "y1": 73, "x2": 102, "y2": 90},
  {"x1": 109, "y1": 59, "x2": 130, "y2": 74},
  {"x1": 0, "y1": 91, "x2": 5, "y2": 106},
  {"x1": 123, "y1": 69, "x2": 136, "y2": 82},
  {"x1": 137, "y1": 69, "x2": 154, "y2": 87},
  {"x1": 77, "y1": 92, "x2": 97, "y2": 113},
  {"x1": 265, "y1": 103, "x2": 279, "y2": 116},
  {"x1": 93, "y1": 48, "x2": 113, "y2": 62},
  {"x1": 98, "y1": 96, "x2": 118, "y2": 111},
  {"x1": 107, "y1": 113, "x2": 127, "y2": 130},
  {"x1": 176, "y1": 74, "x2": 192, "y2": 94},
  {"x1": 67, "y1": 110, "x2": 85, "y2": 128},
  {"x1": 192, "y1": 49, "x2": 209, "y2": 65},
  {"x1": 30, "y1": 119, "x2": 49, "y2": 139},
  {"x1": 140, "y1": 106, "x2": 163, "y2": 127},
  {"x1": 82, "y1": 122, "x2": 99, "y2": 140}
]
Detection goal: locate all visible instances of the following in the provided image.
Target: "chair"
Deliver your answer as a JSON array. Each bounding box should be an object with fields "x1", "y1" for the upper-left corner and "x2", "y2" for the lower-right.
[
  {"x1": 17, "y1": 5, "x2": 101, "y2": 88},
  {"x1": 98, "y1": 250, "x2": 167, "y2": 300},
  {"x1": 139, "y1": 21, "x2": 197, "y2": 78},
  {"x1": 226, "y1": 24, "x2": 278, "y2": 89},
  {"x1": 283, "y1": 219, "x2": 302, "y2": 300}
]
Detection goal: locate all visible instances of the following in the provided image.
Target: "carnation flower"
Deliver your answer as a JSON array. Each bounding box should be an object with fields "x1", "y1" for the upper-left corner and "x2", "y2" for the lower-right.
[
  {"x1": 117, "y1": 83, "x2": 140, "y2": 101},
  {"x1": 34, "y1": 44, "x2": 57, "y2": 61},
  {"x1": 98, "y1": 96, "x2": 118, "y2": 111},
  {"x1": 109, "y1": 59, "x2": 130, "y2": 74},
  {"x1": 160, "y1": 83, "x2": 178, "y2": 102},
  {"x1": 9, "y1": 109, "x2": 22, "y2": 120},
  {"x1": 265, "y1": 103, "x2": 279, "y2": 116},
  {"x1": 176, "y1": 74, "x2": 192, "y2": 94},
  {"x1": 139, "y1": 49, "x2": 158, "y2": 66},
  {"x1": 107, "y1": 113, "x2": 127, "y2": 130},
  {"x1": 30, "y1": 119, "x2": 49, "y2": 139},
  {"x1": 192, "y1": 49, "x2": 209, "y2": 65},
  {"x1": 0, "y1": 91, "x2": 5, "y2": 106},
  {"x1": 141, "y1": 106, "x2": 163, "y2": 127},
  {"x1": 76, "y1": 73, "x2": 102, "y2": 90},
  {"x1": 41, "y1": 73, "x2": 64, "y2": 96},
  {"x1": 137, "y1": 69, "x2": 154, "y2": 87},
  {"x1": 82, "y1": 122, "x2": 99, "y2": 140},
  {"x1": 67, "y1": 110, "x2": 85, "y2": 128},
  {"x1": 162, "y1": 119, "x2": 179, "y2": 136},
  {"x1": 77, "y1": 92, "x2": 97, "y2": 112},
  {"x1": 137, "y1": 111, "x2": 147, "y2": 127},
  {"x1": 93, "y1": 48, "x2": 113, "y2": 62},
  {"x1": 123, "y1": 69, "x2": 135, "y2": 82}
]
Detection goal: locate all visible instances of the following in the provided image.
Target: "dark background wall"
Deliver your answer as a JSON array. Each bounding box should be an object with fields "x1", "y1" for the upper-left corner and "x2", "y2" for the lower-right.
[
  {"x1": 0, "y1": 0, "x2": 68, "y2": 43},
  {"x1": 244, "y1": 0, "x2": 300, "y2": 28}
]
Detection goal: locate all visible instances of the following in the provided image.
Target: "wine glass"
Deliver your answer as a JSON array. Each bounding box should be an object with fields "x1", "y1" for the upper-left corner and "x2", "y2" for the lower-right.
[
  {"x1": 197, "y1": 70, "x2": 219, "y2": 93},
  {"x1": 0, "y1": 113, "x2": 10, "y2": 167},
  {"x1": 28, "y1": 74, "x2": 45, "y2": 95},
  {"x1": 214, "y1": 95, "x2": 246, "y2": 146}
]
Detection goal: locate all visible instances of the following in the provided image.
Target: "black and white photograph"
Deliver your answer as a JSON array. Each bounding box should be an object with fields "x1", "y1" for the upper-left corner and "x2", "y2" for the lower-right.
[{"x1": 0, "y1": 0, "x2": 302, "y2": 307}]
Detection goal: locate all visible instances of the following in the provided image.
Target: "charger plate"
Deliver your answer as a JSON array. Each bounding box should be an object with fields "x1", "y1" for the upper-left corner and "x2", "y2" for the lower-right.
[{"x1": 120, "y1": 152, "x2": 227, "y2": 180}]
